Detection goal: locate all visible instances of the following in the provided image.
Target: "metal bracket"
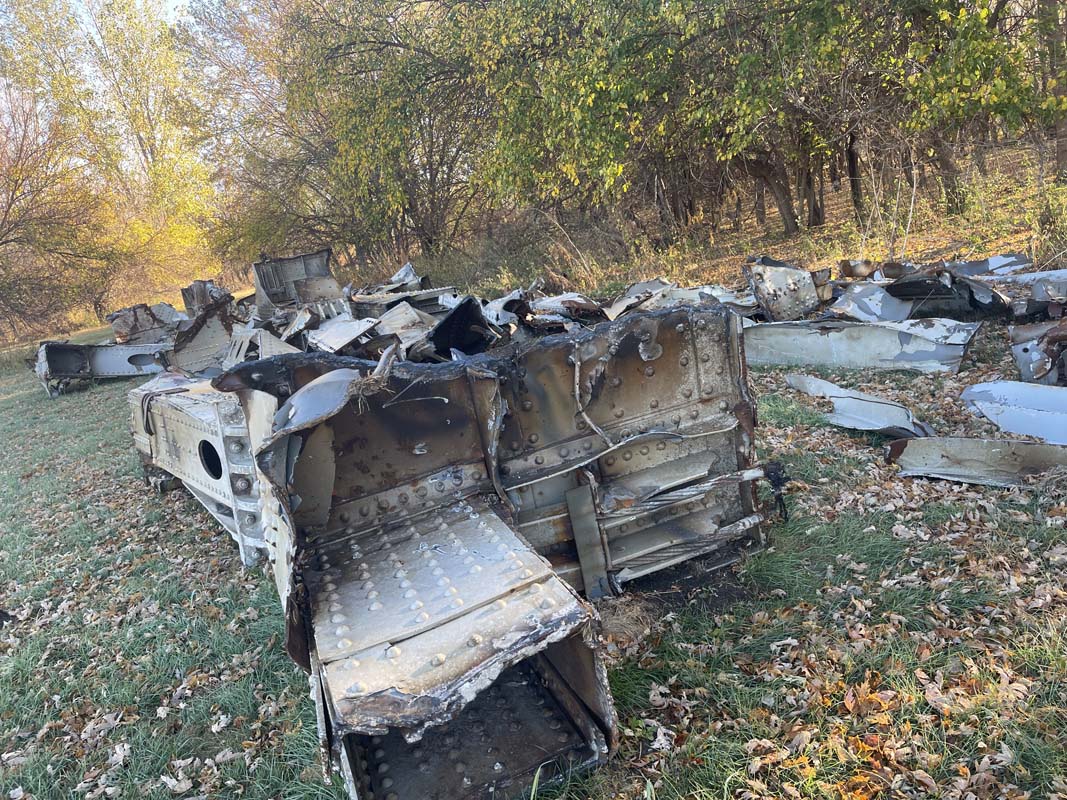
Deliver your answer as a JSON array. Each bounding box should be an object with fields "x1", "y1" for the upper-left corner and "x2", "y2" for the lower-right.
[{"x1": 565, "y1": 483, "x2": 613, "y2": 599}]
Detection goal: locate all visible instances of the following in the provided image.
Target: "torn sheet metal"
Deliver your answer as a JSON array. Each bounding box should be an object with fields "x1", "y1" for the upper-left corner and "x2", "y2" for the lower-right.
[
  {"x1": 961, "y1": 381, "x2": 1067, "y2": 444},
  {"x1": 159, "y1": 295, "x2": 237, "y2": 376},
  {"x1": 1009, "y1": 319, "x2": 1067, "y2": 385},
  {"x1": 107, "y1": 302, "x2": 186, "y2": 344},
  {"x1": 743, "y1": 318, "x2": 981, "y2": 374},
  {"x1": 973, "y1": 269, "x2": 1067, "y2": 318},
  {"x1": 945, "y1": 252, "x2": 1032, "y2": 277},
  {"x1": 493, "y1": 305, "x2": 762, "y2": 595},
  {"x1": 305, "y1": 314, "x2": 379, "y2": 354},
  {"x1": 829, "y1": 282, "x2": 913, "y2": 322},
  {"x1": 529, "y1": 292, "x2": 604, "y2": 321},
  {"x1": 129, "y1": 373, "x2": 264, "y2": 564},
  {"x1": 181, "y1": 279, "x2": 231, "y2": 317},
  {"x1": 213, "y1": 355, "x2": 617, "y2": 799},
  {"x1": 221, "y1": 326, "x2": 301, "y2": 369},
  {"x1": 785, "y1": 374, "x2": 932, "y2": 437},
  {"x1": 483, "y1": 288, "x2": 528, "y2": 327},
  {"x1": 349, "y1": 287, "x2": 457, "y2": 318},
  {"x1": 887, "y1": 436, "x2": 1067, "y2": 487},
  {"x1": 884, "y1": 268, "x2": 1009, "y2": 319},
  {"x1": 744, "y1": 256, "x2": 822, "y2": 321},
  {"x1": 362, "y1": 261, "x2": 431, "y2": 294},
  {"x1": 33, "y1": 340, "x2": 165, "y2": 397},
  {"x1": 602, "y1": 279, "x2": 677, "y2": 320}
]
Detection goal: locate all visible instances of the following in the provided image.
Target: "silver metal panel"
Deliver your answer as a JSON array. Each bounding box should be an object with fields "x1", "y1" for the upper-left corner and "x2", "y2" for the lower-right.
[
  {"x1": 786, "y1": 374, "x2": 933, "y2": 437},
  {"x1": 888, "y1": 437, "x2": 1067, "y2": 487},
  {"x1": 744, "y1": 318, "x2": 981, "y2": 374},
  {"x1": 961, "y1": 381, "x2": 1067, "y2": 444}
]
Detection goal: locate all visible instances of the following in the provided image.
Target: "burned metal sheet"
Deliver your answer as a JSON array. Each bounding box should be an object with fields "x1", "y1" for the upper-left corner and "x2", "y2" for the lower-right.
[
  {"x1": 129, "y1": 373, "x2": 264, "y2": 564},
  {"x1": 743, "y1": 318, "x2": 981, "y2": 374},
  {"x1": 829, "y1": 282, "x2": 913, "y2": 322},
  {"x1": 887, "y1": 436, "x2": 1067, "y2": 487},
  {"x1": 786, "y1": 374, "x2": 932, "y2": 437},
  {"x1": 107, "y1": 302, "x2": 186, "y2": 344},
  {"x1": 961, "y1": 381, "x2": 1067, "y2": 444},
  {"x1": 213, "y1": 354, "x2": 617, "y2": 799},
  {"x1": 181, "y1": 279, "x2": 231, "y2": 316},
  {"x1": 34, "y1": 340, "x2": 165, "y2": 397},
  {"x1": 744, "y1": 256, "x2": 822, "y2": 321},
  {"x1": 493, "y1": 305, "x2": 763, "y2": 596},
  {"x1": 885, "y1": 268, "x2": 1009, "y2": 319}
]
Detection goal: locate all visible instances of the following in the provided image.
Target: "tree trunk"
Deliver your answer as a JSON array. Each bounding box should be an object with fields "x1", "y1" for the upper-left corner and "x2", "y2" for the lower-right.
[
  {"x1": 846, "y1": 133, "x2": 864, "y2": 222},
  {"x1": 802, "y1": 159, "x2": 825, "y2": 227},
  {"x1": 754, "y1": 178, "x2": 767, "y2": 226},
  {"x1": 742, "y1": 154, "x2": 799, "y2": 235},
  {"x1": 1040, "y1": 0, "x2": 1067, "y2": 180},
  {"x1": 933, "y1": 137, "x2": 966, "y2": 214},
  {"x1": 766, "y1": 171, "x2": 799, "y2": 235}
]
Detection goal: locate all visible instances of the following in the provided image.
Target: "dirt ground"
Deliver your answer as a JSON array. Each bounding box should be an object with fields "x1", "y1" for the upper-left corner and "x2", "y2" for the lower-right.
[{"x1": 2, "y1": 317, "x2": 1067, "y2": 799}]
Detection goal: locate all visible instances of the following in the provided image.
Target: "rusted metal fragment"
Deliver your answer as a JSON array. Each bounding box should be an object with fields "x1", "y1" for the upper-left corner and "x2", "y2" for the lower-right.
[
  {"x1": 493, "y1": 305, "x2": 762, "y2": 592},
  {"x1": 129, "y1": 372, "x2": 264, "y2": 564},
  {"x1": 829, "y1": 283, "x2": 913, "y2": 322},
  {"x1": 786, "y1": 374, "x2": 933, "y2": 437},
  {"x1": 744, "y1": 255, "x2": 822, "y2": 321},
  {"x1": 33, "y1": 340, "x2": 165, "y2": 396},
  {"x1": 1009, "y1": 319, "x2": 1067, "y2": 384},
  {"x1": 181, "y1": 279, "x2": 230, "y2": 316},
  {"x1": 961, "y1": 381, "x2": 1067, "y2": 444},
  {"x1": 887, "y1": 436, "x2": 1067, "y2": 487},
  {"x1": 160, "y1": 295, "x2": 237, "y2": 376},
  {"x1": 743, "y1": 318, "x2": 981, "y2": 373},
  {"x1": 107, "y1": 302, "x2": 186, "y2": 344},
  {"x1": 214, "y1": 354, "x2": 616, "y2": 799}
]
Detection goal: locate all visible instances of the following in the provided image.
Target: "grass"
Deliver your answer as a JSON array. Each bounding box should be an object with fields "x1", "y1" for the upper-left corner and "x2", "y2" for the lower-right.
[{"x1": 0, "y1": 370, "x2": 340, "y2": 800}]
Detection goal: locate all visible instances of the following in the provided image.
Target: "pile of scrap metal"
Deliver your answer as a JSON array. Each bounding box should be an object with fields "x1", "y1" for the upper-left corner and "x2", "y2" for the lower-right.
[
  {"x1": 121, "y1": 249, "x2": 789, "y2": 799},
  {"x1": 57, "y1": 242, "x2": 1067, "y2": 797}
]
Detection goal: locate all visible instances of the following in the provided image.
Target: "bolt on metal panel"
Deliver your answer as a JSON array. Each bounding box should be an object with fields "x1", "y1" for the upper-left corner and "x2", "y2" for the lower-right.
[
  {"x1": 129, "y1": 373, "x2": 264, "y2": 564},
  {"x1": 214, "y1": 355, "x2": 617, "y2": 800},
  {"x1": 494, "y1": 305, "x2": 761, "y2": 594}
]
